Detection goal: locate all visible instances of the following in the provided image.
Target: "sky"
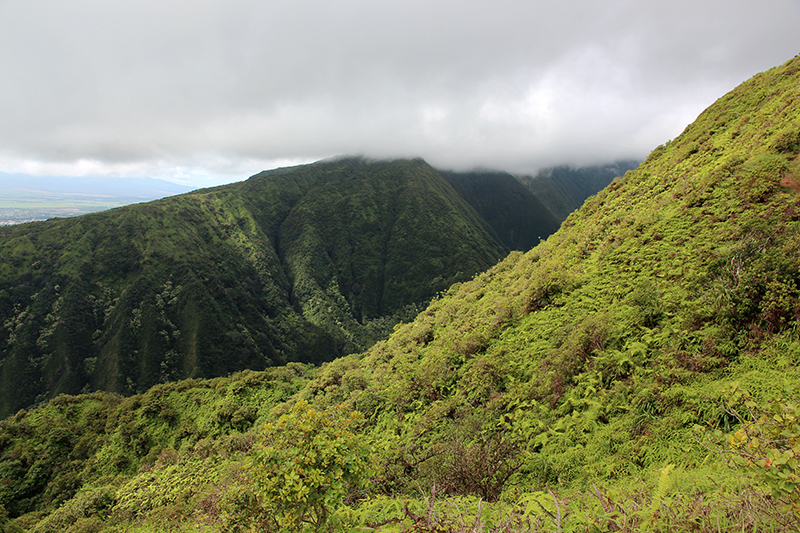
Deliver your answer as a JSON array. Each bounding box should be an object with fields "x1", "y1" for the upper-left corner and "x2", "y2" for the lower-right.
[{"x1": 1, "y1": 1, "x2": 799, "y2": 188}]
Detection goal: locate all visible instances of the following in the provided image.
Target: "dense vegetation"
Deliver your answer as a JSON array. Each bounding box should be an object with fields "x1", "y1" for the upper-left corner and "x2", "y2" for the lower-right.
[
  {"x1": 0, "y1": 157, "x2": 537, "y2": 416},
  {"x1": 440, "y1": 170, "x2": 560, "y2": 251},
  {"x1": 0, "y1": 155, "x2": 616, "y2": 418},
  {"x1": 1, "y1": 55, "x2": 799, "y2": 533},
  {"x1": 517, "y1": 160, "x2": 640, "y2": 221}
]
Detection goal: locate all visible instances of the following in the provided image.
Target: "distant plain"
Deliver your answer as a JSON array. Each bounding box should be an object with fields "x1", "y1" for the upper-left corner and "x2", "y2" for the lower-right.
[{"x1": 0, "y1": 174, "x2": 193, "y2": 224}]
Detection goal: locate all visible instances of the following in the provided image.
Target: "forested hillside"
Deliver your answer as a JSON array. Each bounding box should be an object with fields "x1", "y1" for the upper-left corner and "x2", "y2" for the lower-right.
[
  {"x1": 0, "y1": 158, "x2": 513, "y2": 416},
  {"x1": 517, "y1": 160, "x2": 640, "y2": 220},
  {"x1": 1, "y1": 53, "x2": 798, "y2": 533},
  {"x1": 441, "y1": 170, "x2": 560, "y2": 251}
]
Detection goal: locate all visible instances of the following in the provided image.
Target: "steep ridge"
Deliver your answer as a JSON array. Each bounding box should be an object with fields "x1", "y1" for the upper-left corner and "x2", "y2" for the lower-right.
[
  {"x1": 308, "y1": 55, "x2": 800, "y2": 486},
  {"x1": 440, "y1": 169, "x2": 561, "y2": 251},
  {"x1": 0, "y1": 157, "x2": 507, "y2": 416},
  {"x1": 517, "y1": 160, "x2": 641, "y2": 221}
]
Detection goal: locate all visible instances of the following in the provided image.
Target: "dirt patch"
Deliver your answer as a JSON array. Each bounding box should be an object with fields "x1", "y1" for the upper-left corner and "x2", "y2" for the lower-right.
[
  {"x1": 782, "y1": 154, "x2": 800, "y2": 193},
  {"x1": 781, "y1": 173, "x2": 800, "y2": 193}
]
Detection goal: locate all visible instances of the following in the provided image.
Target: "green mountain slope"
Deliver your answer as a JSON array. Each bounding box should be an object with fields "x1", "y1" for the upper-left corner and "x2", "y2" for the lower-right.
[
  {"x1": 0, "y1": 157, "x2": 508, "y2": 417},
  {"x1": 345, "y1": 53, "x2": 800, "y2": 468},
  {"x1": 440, "y1": 169, "x2": 561, "y2": 251},
  {"x1": 337, "y1": 55, "x2": 800, "y2": 488},
  {"x1": 516, "y1": 160, "x2": 640, "y2": 221},
  {"x1": 2, "y1": 56, "x2": 800, "y2": 533}
]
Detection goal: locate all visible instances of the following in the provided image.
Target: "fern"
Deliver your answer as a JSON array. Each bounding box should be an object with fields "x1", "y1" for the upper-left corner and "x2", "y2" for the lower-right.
[{"x1": 654, "y1": 463, "x2": 675, "y2": 504}]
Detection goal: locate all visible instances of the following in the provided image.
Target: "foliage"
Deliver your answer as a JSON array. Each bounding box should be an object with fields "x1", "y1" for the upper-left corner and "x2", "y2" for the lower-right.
[
  {"x1": 0, "y1": 366, "x2": 310, "y2": 521},
  {"x1": 247, "y1": 400, "x2": 374, "y2": 531},
  {"x1": 0, "y1": 157, "x2": 520, "y2": 417},
  {"x1": 704, "y1": 385, "x2": 800, "y2": 527},
  {"x1": 27, "y1": 486, "x2": 116, "y2": 533},
  {"x1": 2, "y1": 54, "x2": 800, "y2": 533}
]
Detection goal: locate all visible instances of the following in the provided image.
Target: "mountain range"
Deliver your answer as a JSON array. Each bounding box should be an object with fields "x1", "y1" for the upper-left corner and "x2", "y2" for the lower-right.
[
  {"x1": 0, "y1": 157, "x2": 627, "y2": 417},
  {"x1": 0, "y1": 174, "x2": 192, "y2": 225},
  {"x1": 0, "y1": 52, "x2": 797, "y2": 533}
]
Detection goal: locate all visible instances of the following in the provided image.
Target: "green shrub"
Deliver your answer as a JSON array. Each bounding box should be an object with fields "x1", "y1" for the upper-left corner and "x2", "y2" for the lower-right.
[
  {"x1": 28, "y1": 486, "x2": 115, "y2": 533},
  {"x1": 247, "y1": 400, "x2": 375, "y2": 531},
  {"x1": 723, "y1": 392, "x2": 800, "y2": 523}
]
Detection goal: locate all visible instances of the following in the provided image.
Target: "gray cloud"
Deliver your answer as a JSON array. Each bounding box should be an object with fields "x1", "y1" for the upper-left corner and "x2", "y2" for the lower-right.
[{"x1": 1, "y1": 0, "x2": 799, "y2": 186}]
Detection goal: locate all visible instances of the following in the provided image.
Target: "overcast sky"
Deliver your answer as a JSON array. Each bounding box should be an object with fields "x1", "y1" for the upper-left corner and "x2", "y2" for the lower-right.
[{"x1": 1, "y1": 1, "x2": 799, "y2": 187}]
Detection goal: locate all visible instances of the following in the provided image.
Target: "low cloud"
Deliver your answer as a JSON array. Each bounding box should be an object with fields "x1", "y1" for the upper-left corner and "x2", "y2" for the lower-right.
[{"x1": 1, "y1": 0, "x2": 798, "y2": 186}]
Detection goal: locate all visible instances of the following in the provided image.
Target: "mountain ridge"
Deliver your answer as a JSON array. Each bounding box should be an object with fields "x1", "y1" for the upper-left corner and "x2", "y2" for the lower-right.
[
  {"x1": 0, "y1": 156, "x2": 582, "y2": 416},
  {"x1": 515, "y1": 160, "x2": 641, "y2": 221},
  {"x1": 440, "y1": 169, "x2": 561, "y2": 251},
  {"x1": 0, "y1": 55, "x2": 798, "y2": 532}
]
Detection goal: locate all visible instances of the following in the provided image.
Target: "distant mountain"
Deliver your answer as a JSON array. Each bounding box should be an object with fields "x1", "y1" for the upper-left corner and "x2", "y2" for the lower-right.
[
  {"x1": 0, "y1": 174, "x2": 191, "y2": 198},
  {"x1": 0, "y1": 174, "x2": 193, "y2": 225},
  {"x1": 0, "y1": 157, "x2": 512, "y2": 416},
  {"x1": 440, "y1": 169, "x2": 561, "y2": 251},
  {"x1": 516, "y1": 160, "x2": 640, "y2": 221}
]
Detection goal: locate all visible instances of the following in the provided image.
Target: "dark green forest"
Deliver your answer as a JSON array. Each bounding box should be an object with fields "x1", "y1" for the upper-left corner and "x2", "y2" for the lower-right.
[
  {"x1": 0, "y1": 157, "x2": 609, "y2": 418},
  {"x1": 517, "y1": 160, "x2": 640, "y2": 221},
  {"x1": 0, "y1": 54, "x2": 799, "y2": 533},
  {"x1": 440, "y1": 170, "x2": 560, "y2": 252}
]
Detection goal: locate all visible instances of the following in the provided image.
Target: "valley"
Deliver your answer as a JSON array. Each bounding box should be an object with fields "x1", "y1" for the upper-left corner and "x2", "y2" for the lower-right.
[
  {"x1": 0, "y1": 158, "x2": 621, "y2": 417},
  {"x1": 0, "y1": 55, "x2": 798, "y2": 532}
]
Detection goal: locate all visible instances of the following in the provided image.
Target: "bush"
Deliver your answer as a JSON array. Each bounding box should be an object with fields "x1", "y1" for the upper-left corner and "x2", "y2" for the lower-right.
[
  {"x1": 27, "y1": 486, "x2": 115, "y2": 533},
  {"x1": 724, "y1": 394, "x2": 800, "y2": 518},
  {"x1": 247, "y1": 400, "x2": 375, "y2": 531},
  {"x1": 698, "y1": 384, "x2": 800, "y2": 530}
]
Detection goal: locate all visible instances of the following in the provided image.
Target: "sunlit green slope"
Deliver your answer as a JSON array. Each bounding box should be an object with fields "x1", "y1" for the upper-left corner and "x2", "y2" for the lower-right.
[{"x1": 310, "y1": 54, "x2": 800, "y2": 488}]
